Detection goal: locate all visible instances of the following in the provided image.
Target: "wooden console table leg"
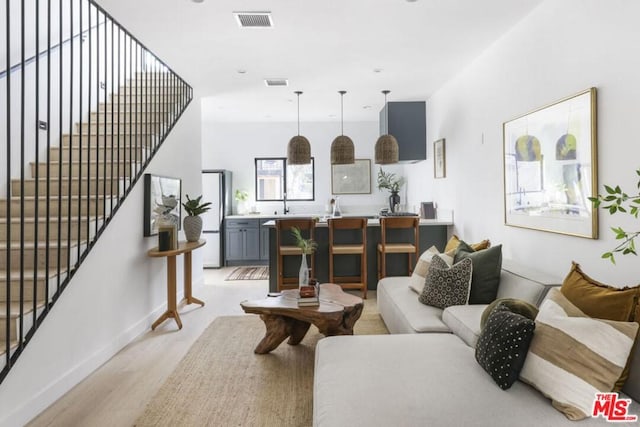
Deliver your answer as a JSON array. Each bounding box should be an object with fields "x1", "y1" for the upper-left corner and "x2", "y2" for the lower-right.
[
  {"x1": 183, "y1": 250, "x2": 204, "y2": 306},
  {"x1": 152, "y1": 255, "x2": 183, "y2": 330}
]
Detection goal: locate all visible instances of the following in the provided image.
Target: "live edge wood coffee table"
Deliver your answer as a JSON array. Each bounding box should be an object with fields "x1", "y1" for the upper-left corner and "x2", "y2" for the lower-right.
[{"x1": 240, "y1": 283, "x2": 364, "y2": 354}]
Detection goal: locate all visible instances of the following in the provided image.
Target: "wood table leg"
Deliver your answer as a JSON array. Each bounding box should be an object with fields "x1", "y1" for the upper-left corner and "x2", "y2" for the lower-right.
[
  {"x1": 318, "y1": 302, "x2": 364, "y2": 336},
  {"x1": 183, "y1": 250, "x2": 205, "y2": 306},
  {"x1": 151, "y1": 255, "x2": 183, "y2": 330},
  {"x1": 287, "y1": 319, "x2": 311, "y2": 345}
]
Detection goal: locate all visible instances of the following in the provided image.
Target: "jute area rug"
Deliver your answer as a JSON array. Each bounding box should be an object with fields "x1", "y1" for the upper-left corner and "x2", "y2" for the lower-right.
[
  {"x1": 225, "y1": 266, "x2": 270, "y2": 281},
  {"x1": 135, "y1": 302, "x2": 388, "y2": 427}
]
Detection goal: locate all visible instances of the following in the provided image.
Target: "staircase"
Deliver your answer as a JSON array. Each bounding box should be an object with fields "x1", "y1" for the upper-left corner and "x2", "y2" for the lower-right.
[{"x1": 1, "y1": 0, "x2": 192, "y2": 384}]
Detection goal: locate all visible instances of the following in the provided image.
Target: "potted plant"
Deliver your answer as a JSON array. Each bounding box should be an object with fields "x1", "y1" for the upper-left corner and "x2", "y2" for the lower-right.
[
  {"x1": 589, "y1": 168, "x2": 640, "y2": 263},
  {"x1": 291, "y1": 226, "x2": 317, "y2": 288},
  {"x1": 182, "y1": 194, "x2": 212, "y2": 242},
  {"x1": 235, "y1": 189, "x2": 249, "y2": 215},
  {"x1": 377, "y1": 168, "x2": 406, "y2": 212}
]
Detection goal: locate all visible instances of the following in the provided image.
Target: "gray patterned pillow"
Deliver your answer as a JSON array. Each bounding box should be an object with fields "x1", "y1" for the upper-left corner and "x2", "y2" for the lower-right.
[{"x1": 419, "y1": 256, "x2": 473, "y2": 309}]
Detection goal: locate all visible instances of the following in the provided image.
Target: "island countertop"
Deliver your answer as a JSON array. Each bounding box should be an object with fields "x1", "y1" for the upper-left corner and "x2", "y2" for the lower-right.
[{"x1": 260, "y1": 217, "x2": 453, "y2": 227}]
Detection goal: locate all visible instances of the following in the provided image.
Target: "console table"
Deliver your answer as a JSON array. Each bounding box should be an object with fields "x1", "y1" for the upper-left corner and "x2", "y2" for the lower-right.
[{"x1": 147, "y1": 239, "x2": 206, "y2": 330}]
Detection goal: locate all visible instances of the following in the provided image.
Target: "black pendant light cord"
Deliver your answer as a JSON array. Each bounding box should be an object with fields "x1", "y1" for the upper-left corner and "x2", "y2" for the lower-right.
[
  {"x1": 339, "y1": 90, "x2": 346, "y2": 136},
  {"x1": 295, "y1": 91, "x2": 302, "y2": 136},
  {"x1": 382, "y1": 90, "x2": 390, "y2": 134}
]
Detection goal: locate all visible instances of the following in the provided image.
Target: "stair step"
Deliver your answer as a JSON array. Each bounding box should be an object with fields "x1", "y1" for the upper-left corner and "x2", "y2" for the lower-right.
[
  {"x1": 30, "y1": 160, "x2": 139, "y2": 178},
  {"x1": 118, "y1": 86, "x2": 186, "y2": 94},
  {"x1": 0, "y1": 215, "x2": 104, "y2": 241},
  {"x1": 0, "y1": 301, "x2": 47, "y2": 341},
  {"x1": 62, "y1": 133, "x2": 156, "y2": 146},
  {"x1": 110, "y1": 93, "x2": 183, "y2": 102},
  {"x1": 98, "y1": 103, "x2": 171, "y2": 113},
  {"x1": 12, "y1": 176, "x2": 128, "y2": 197},
  {"x1": 127, "y1": 78, "x2": 185, "y2": 87},
  {"x1": 90, "y1": 111, "x2": 171, "y2": 122},
  {"x1": 0, "y1": 272, "x2": 49, "y2": 303},
  {"x1": 0, "y1": 340, "x2": 19, "y2": 367},
  {"x1": 0, "y1": 195, "x2": 116, "y2": 218},
  {"x1": 49, "y1": 146, "x2": 147, "y2": 162},
  {"x1": 0, "y1": 240, "x2": 79, "y2": 271},
  {"x1": 76, "y1": 122, "x2": 165, "y2": 134}
]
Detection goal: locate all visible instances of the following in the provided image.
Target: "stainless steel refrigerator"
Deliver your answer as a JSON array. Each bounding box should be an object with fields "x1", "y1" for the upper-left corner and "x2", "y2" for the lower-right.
[{"x1": 201, "y1": 170, "x2": 231, "y2": 268}]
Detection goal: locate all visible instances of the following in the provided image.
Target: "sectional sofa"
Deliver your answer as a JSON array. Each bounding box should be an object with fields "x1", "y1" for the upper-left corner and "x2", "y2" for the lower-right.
[{"x1": 313, "y1": 260, "x2": 640, "y2": 426}]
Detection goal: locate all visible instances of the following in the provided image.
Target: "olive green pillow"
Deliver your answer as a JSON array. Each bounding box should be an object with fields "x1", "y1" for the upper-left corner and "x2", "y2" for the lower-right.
[
  {"x1": 454, "y1": 241, "x2": 502, "y2": 304},
  {"x1": 480, "y1": 298, "x2": 539, "y2": 330}
]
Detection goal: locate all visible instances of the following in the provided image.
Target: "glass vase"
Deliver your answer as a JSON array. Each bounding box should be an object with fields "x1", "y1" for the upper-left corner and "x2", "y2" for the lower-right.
[{"x1": 299, "y1": 254, "x2": 310, "y2": 289}]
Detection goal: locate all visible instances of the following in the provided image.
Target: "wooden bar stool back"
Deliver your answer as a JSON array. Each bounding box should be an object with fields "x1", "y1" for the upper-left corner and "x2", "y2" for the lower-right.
[
  {"x1": 275, "y1": 218, "x2": 316, "y2": 291},
  {"x1": 377, "y1": 216, "x2": 420, "y2": 279},
  {"x1": 328, "y1": 217, "x2": 368, "y2": 299}
]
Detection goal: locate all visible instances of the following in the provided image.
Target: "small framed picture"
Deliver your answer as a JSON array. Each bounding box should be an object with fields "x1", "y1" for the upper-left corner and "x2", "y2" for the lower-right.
[
  {"x1": 144, "y1": 173, "x2": 182, "y2": 237},
  {"x1": 434, "y1": 139, "x2": 446, "y2": 179}
]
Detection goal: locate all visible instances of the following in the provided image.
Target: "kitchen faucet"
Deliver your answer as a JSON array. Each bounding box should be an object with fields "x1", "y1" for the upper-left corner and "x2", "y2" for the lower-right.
[{"x1": 283, "y1": 192, "x2": 290, "y2": 215}]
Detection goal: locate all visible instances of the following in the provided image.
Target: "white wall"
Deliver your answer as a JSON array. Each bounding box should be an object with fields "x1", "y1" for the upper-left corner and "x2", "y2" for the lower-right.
[
  {"x1": 202, "y1": 119, "x2": 409, "y2": 215},
  {"x1": 405, "y1": 0, "x2": 640, "y2": 284},
  {"x1": 0, "y1": 96, "x2": 203, "y2": 427}
]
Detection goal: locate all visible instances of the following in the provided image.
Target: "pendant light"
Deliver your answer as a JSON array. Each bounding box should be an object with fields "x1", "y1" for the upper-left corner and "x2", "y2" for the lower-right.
[
  {"x1": 375, "y1": 90, "x2": 399, "y2": 164},
  {"x1": 287, "y1": 91, "x2": 311, "y2": 165},
  {"x1": 331, "y1": 90, "x2": 355, "y2": 165}
]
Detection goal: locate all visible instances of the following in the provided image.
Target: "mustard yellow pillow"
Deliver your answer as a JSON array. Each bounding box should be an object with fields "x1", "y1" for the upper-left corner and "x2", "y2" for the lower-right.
[
  {"x1": 444, "y1": 235, "x2": 491, "y2": 253},
  {"x1": 560, "y1": 262, "x2": 640, "y2": 322}
]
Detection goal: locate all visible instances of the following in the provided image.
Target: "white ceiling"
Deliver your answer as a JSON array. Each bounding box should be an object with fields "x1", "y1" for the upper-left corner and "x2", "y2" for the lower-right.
[{"x1": 97, "y1": 0, "x2": 542, "y2": 122}]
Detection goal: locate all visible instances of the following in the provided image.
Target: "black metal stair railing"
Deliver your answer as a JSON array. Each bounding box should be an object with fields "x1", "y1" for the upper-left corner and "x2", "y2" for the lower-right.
[{"x1": 0, "y1": 0, "x2": 192, "y2": 384}]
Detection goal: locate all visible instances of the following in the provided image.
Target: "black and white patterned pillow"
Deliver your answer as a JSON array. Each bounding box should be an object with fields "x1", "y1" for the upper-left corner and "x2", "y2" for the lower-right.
[
  {"x1": 475, "y1": 303, "x2": 536, "y2": 390},
  {"x1": 418, "y1": 255, "x2": 472, "y2": 309}
]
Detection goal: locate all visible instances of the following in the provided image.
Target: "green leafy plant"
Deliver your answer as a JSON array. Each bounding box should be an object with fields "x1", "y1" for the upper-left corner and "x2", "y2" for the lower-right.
[
  {"x1": 291, "y1": 226, "x2": 317, "y2": 255},
  {"x1": 235, "y1": 189, "x2": 249, "y2": 202},
  {"x1": 588, "y1": 168, "x2": 640, "y2": 263},
  {"x1": 182, "y1": 194, "x2": 212, "y2": 216},
  {"x1": 376, "y1": 168, "x2": 405, "y2": 193}
]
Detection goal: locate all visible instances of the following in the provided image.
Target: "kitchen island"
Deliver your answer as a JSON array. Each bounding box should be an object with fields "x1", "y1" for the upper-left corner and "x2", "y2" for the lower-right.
[{"x1": 264, "y1": 217, "x2": 452, "y2": 292}]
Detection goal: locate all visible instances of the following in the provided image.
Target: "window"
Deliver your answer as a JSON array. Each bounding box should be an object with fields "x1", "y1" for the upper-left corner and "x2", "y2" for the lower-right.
[{"x1": 255, "y1": 157, "x2": 314, "y2": 201}]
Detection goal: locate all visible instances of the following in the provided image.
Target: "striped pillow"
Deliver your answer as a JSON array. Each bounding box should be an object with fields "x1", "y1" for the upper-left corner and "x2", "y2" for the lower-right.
[
  {"x1": 408, "y1": 246, "x2": 453, "y2": 294},
  {"x1": 520, "y1": 288, "x2": 639, "y2": 420}
]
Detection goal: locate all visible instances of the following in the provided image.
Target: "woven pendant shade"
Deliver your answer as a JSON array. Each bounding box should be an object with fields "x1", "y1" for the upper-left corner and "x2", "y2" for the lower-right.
[
  {"x1": 330, "y1": 90, "x2": 355, "y2": 165},
  {"x1": 287, "y1": 91, "x2": 311, "y2": 165},
  {"x1": 287, "y1": 135, "x2": 311, "y2": 165},
  {"x1": 375, "y1": 134, "x2": 399, "y2": 164},
  {"x1": 375, "y1": 90, "x2": 399, "y2": 164},
  {"x1": 331, "y1": 135, "x2": 355, "y2": 164}
]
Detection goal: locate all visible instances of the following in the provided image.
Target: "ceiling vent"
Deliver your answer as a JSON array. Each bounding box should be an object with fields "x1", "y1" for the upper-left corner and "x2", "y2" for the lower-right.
[
  {"x1": 234, "y1": 12, "x2": 273, "y2": 28},
  {"x1": 264, "y1": 79, "x2": 288, "y2": 87}
]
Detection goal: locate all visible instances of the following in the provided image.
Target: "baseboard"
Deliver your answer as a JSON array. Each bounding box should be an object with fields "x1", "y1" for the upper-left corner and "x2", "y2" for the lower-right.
[{"x1": 1, "y1": 302, "x2": 170, "y2": 427}]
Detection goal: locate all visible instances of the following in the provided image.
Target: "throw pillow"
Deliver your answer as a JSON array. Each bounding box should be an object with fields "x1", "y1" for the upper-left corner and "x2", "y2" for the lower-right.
[
  {"x1": 519, "y1": 288, "x2": 639, "y2": 420},
  {"x1": 444, "y1": 234, "x2": 491, "y2": 253},
  {"x1": 475, "y1": 303, "x2": 536, "y2": 390},
  {"x1": 480, "y1": 298, "x2": 539, "y2": 330},
  {"x1": 418, "y1": 256, "x2": 472, "y2": 309},
  {"x1": 561, "y1": 261, "x2": 640, "y2": 322},
  {"x1": 454, "y1": 241, "x2": 502, "y2": 304},
  {"x1": 560, "y1": 261, "x2": 640, "y2": 392},
  {"x1": 408, "y1": 246, "x2": 453, "y2": 294}
]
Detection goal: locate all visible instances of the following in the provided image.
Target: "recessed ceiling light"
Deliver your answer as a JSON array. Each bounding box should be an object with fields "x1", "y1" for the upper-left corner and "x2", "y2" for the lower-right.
[
  {"x1": 237, "y1": 69, "x2": 247, "y2": 74},
  {"x1": 363, "y1": 105, "x2": 372, "y2": 109},
  {"x1": 328, "y1": 114, "x2": 337, "y2": 118},
  {"x1": 373, "y1": 69, "x2": 383, "y2": 73},
  {"x1": 191, "y1": 0, "x2": 204, "y2": 3}
]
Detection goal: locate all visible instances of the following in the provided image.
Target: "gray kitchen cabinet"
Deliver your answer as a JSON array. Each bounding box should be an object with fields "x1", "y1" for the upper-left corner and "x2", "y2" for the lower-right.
[
  {"x1": 259, "y1": 218, "x2": 275, "y2": 261},
  {"x1": 224, "y1": 219, "x2": 260, "y2": 265},
  {"x1": 379, "y1": 101, "x2": 426, "y2": 163}
]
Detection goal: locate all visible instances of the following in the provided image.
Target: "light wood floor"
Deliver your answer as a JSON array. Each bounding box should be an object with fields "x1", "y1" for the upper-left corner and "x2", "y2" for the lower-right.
[{"x1": 28, "y1": 267, "x2": 269, "y2": 427}]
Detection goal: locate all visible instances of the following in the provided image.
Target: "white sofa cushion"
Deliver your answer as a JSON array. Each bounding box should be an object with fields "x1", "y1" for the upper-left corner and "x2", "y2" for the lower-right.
[
  {"x1": 442, "y1": 304, "x2": 487, "y2": 348},
  {"x1": 377, "y1": 277, "x2": 449, "y2": 334},
  {"x1": 313, "y1": 334, "x2": 635, "y2": 427}
]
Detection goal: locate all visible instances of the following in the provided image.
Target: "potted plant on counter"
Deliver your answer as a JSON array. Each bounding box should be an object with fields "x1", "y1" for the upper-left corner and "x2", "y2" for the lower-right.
[
  {"x1": 235, "y1": 189, "x2": 249, "y2": 215},
  {"x1": 377, "y1": 168, "x2": 406, "y2": 212},
  {"x1": 182, "y1": 194, "x2": 212, "y2": 242}
]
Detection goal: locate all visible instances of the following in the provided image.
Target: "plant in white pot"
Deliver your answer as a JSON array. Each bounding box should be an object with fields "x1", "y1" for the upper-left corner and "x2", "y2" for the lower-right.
[
  {"x1": 291, "y1": 226, "x2": 317, "y2": 288},
  {"x1": 182, "y1": 194, "x2": 212, "y2": 242},
  {"x1": 235, "y1": 189, "x2": 249, "y2": 215}
]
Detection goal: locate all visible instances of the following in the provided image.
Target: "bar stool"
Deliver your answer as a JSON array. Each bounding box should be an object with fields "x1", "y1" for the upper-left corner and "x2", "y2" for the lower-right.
[
  {"x1": 328, "y1": 217, "x2": 368, "y2": 299},
  {"x1": 377, "y1": 216, "x2": 420, "y2": 279},
  {"x1": 275, "y1": 218, "x2": 316, "y2": 291}
]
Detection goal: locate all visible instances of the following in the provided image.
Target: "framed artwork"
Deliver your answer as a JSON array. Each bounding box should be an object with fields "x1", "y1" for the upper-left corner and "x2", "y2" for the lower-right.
[
  {"x1": 143, "y1": 173, "x2": 182, "y2": 237},
  {"x1": 434, "y1": 139, "x2": 446, "y2": 178},
  {"x1": 503, "y1": 87, "x2": 597, "y2": 238},
  {"x1": 331, "y1": 159, "x2": 371, "y2": 194}
]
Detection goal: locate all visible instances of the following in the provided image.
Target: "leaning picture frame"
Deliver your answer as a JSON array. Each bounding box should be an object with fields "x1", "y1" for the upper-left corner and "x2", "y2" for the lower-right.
[
  {"x1": 331, "y1": 159, "x2": 371, "y2": 194},
  {"x1": 143, "y1": 173, "x2": 182, "y2": 237},
  {"x1": 503, "y1": 88, "x2": 598, "y2": 239}
]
